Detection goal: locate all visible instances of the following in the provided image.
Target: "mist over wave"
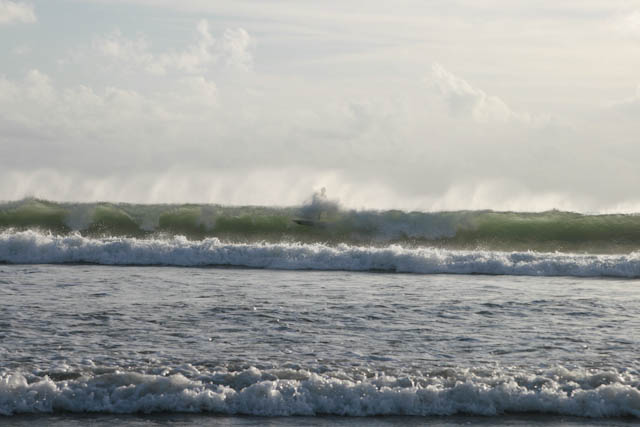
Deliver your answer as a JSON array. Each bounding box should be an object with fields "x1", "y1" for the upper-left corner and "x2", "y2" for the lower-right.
[{"x1": 2, "y1": 198, "x2": 640, "y2": 253}]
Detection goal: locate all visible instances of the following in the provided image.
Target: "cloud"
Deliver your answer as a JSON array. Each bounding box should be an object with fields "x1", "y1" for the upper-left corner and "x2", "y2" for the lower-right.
[
  {"x1": 12, "y1": 44, "x2": 31, "y2": 55},
  {"x1": 93, "y1": 30, "x2": 162, "y2": 74},
  {"x1": 220, "y1": 28, "x2": 252, "y2": 71},
  {"x1": 154, "y1": 19, "x2": 216, "y2": 74},
  {"x1": 0, "y1": 69, "x2": 218, "y2": 153},
  {"x1": 427, "y1": 63, "x2": 531, "y2": 125},
  {"x1": 2, "y1": 8, "x2": 640, "y2": 212},
  {"x1": 607, "y1": 84, "x2": 640, "y2": 113},
  {"x1": 612, "y1": 10, "x2": 640, "y2": 38},
  {"x1": 0, "y1": 0, "x2": 35, "y2": 25},
  {"x1": 92, "y1": 20, "x2": 253, "y2": 75},
  {"x1": 0, "y1": 65, "x2": 634, "y2": 212}
]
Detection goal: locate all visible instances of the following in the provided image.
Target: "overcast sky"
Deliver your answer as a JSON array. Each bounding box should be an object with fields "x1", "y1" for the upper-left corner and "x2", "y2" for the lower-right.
[{"x1": 1, "y1": 0, "x2": 640, "y2": 211}]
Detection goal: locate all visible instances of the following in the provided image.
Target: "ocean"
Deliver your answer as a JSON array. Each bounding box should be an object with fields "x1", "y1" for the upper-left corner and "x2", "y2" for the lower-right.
[{"x1": 1, "y1": 199, "x2": 639, "y2": 425}]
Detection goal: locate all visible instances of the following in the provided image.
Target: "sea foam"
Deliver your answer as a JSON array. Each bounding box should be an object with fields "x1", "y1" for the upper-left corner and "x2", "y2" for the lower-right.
[
  {"x1": 1, "y1": 366, "x2": 639, "y2": 417},
  {"x1": 1, "y1": 230, "x2": 640, "y2": 277}
]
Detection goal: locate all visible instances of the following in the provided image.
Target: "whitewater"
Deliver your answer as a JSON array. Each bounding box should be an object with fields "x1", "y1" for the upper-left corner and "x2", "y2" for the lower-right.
[
  {"x1": 2, "y1": 230, "x2": 640, "y2": 278},
  {"x1": 2, "y1": 199, "x2": 640, "y2": 425}
]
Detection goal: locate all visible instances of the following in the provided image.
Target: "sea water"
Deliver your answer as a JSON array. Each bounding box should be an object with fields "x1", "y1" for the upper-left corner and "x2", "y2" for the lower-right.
[
  {"x1": 1, "y1": 264, "x2": 640, "y2": 425},
  {"x1": 1, "y1": 200, "x2": 640, "y2": 425}
]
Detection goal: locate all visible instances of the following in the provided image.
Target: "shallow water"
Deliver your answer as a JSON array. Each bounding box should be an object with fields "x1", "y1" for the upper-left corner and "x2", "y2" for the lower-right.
[{"x1": 1, "y1": 265, "x2": 640, "y2": 422}]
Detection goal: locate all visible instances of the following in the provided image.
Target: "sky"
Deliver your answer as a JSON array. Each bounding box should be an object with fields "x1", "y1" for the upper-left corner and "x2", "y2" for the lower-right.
[{"x1": 1, "y1": 0, "x2": 640, "y2": 211}]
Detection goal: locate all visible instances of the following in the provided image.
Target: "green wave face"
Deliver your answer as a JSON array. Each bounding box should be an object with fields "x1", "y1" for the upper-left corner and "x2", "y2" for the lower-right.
[
  {"x1": 0, "y1": 200, "x2": 70, "y2": 233},
  {"x1": 2, "y1": 198, "x2": 640, "y2": 253}
]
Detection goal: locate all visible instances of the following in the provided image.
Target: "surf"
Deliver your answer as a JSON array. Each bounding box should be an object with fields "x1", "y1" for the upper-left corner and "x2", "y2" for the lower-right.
[
  {"x1": 2, "y1": 198, "x2": 640, "y2": 253},
  {"x1": 1, "y1": 365, "x2": 639, "y2": 417},
  {"x1": 2, "y1": 229, "x2": 640, "y2": 277}
]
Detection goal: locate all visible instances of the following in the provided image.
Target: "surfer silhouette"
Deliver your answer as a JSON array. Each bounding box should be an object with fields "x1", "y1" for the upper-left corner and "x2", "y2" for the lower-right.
[
  {"x1": 312, "y1": 188, "x2": 327, "y2": 220},
  {"x1": 294, "y1": 187, "x2": 337, "y2": 226}
]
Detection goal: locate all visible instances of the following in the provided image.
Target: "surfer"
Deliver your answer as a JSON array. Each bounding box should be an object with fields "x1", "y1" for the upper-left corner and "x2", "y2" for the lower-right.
[{"x1": 293, "y1": 187, "x2": 336, "y2": 226}]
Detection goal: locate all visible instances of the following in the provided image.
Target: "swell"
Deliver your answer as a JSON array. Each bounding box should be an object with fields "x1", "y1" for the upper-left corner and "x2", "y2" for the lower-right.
[
  {"x1": 2, "y1": 230, "x2": 640, "y2": 277},
  {"x1": 1, "y1": 365, "x2": 639, "y2": 417},
  {"x1": 2, "y1": 198, "x2": 640, "y2": 253}
]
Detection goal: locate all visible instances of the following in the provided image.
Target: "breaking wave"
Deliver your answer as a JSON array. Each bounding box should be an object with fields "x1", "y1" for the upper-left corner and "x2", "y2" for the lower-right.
[
  {"x1": 2, "y1": 199, "x2": 640, "y2": 253},
  {"x1": 1, "y1": 365, "x2": 639, "y2": 417},
  {"x1": 2, "y1": 230, "x2": 640, "y2": 277}
]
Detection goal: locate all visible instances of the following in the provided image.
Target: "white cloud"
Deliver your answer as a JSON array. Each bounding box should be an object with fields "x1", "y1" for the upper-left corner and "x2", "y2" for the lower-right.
[
  {"x1": 93, "y1": 31, "x2": 162, "y2": 74},
  {"x1": 0, "y1": 69, "x2": 218, "y2": 146},
  {"x1": 0, "y1": 0, "x2": 35, "y2": 24},
  {"x1": 427, "y1": 63, "x2": 530, "y2": 124},
  {"x1": 176, "y1": 76, "x2": 217, "y2": 107},
  {"x1": 155, "y1": 19, "x2": 216, "y2": 74},
  {"x1": 612, "y1": 10, "x2": 640, "y2": 37},
  {"x1": 13, "y1": 44, "x2": 31, "y2": 55},
  {"x1": 1, "y1": 65, "x2": 635, "y2": 212},
  {"x1": 607, "y1": 84, "x2": 640, "y2": 112},
  {"x1": 3, "y1": 4, "x2": 640, "y2": 211},
  {"x1": 92, "y1": 20, "x2": 253, "y2": 75},
  {"x1": 220, "y1": 28, "x2": 252, "y2": 71}
]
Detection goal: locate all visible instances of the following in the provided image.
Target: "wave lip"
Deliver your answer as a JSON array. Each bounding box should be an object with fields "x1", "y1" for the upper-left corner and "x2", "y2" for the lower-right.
[
  {"x1": 2, "y1": 230, "x2": 640, "y2": 277},
  {"x1": 1, "y1": 366, "x2": 639, "y2": 417}
]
